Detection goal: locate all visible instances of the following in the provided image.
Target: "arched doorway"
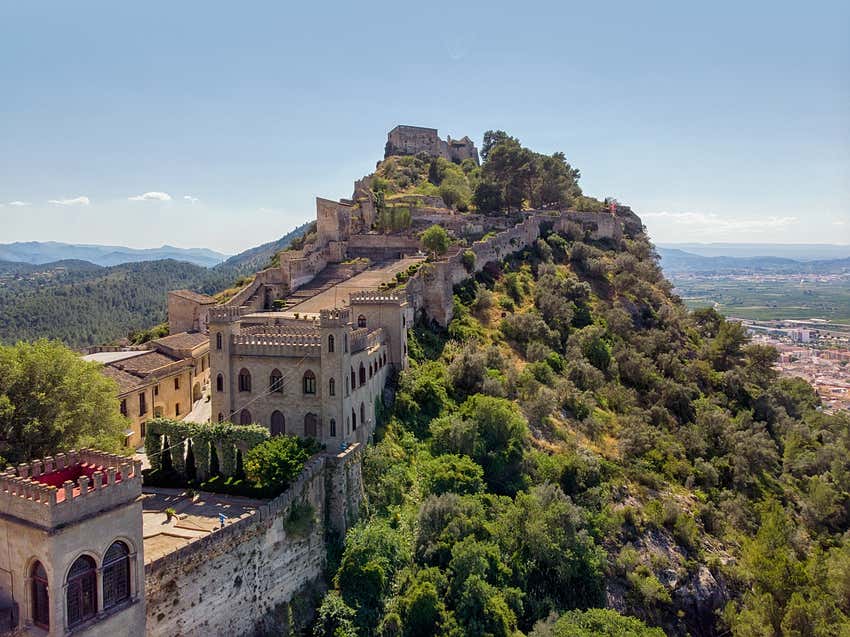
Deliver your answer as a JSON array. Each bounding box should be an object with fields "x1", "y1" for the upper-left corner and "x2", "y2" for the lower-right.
[
  {"x1": 271, "y1": 411, "x2": 285, "y2": 436},
  {"x1": 192, "y1": 383, "x2": 201, "y2": 401},
  {"x1": 304, "y1": 413, "x2": 318, "y2": 438}
]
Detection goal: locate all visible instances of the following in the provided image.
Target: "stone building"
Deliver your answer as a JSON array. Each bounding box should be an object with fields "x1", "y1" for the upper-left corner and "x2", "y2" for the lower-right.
[
  {"x1": 83, "y1": 332, "x2": 210, "y2": 449},
  {"x1": 209, "y1": 293, "x2": 412, "y2": 447},
  {"x1": 0, "y1": 451, "x2": 145, "y2": 636},
  {"x1": 385, "y1": 125, "x2": 479, "y2": 165},
  {"x1": 166, "y1": 289, "x2": 216, "y2": 334}
]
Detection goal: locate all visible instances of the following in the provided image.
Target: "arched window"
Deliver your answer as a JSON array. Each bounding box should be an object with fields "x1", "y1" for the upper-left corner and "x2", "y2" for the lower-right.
[
  {"x1": 360, "y1": 402, "x2": 366, "y2": 428},
  {"x1": 343, "y1": 333, "x2": 348, "y2": 353},
  {"x1": 329, "y1": 377, "x2": 336, "y2": 396},
  {"x1": 352, "y1": 409, "x2": 357, "y2": 431},
  {"x1": 350, "y1": 367, "x2": 356, "y2": 391},
  {"x1": 270, "y1": 411, "x2": 285, "y2": 436},
  {"x1": 102, "y1": 541, "x2": 130, "y2": 610},
  {"x1": 31, "y1": 561, "x2": 49, "y2": 629},
  {"x1": 357, "y1": 314, "x2": 367, "y2": 328},
  {"x1": 269, "y1": 369, "x2": 283, "y2": 393},
  {"x1": 216, "y1": 373, "x2": 224, "y2": 392},
  {"x1": 304, "y1": 413, "x2": 318, "y2": 438},
  {"x1": 239, "y1": 409, "x2": 252, "y2": 425},
  {"x1": 303, "y1": 370, "x2": 316, "y2": 395},
  {"x1": 217, "y1": 412, "x2": 224, "y2": 423},
  {"x1": 402, "y1": 315, "x2": 406, "y2": 328},
  {"x1": 329, "y1": 418, "x2": 337, "y2": 437},
  {"x1": 216, "y1": 332, "x2": 222, "y2": 349},
  {"x1": 238, "y1": 368, "x2": 251, "y2": 392},
  {"x1": 345, "y1": 375, "x2": 350, "y2": 396},
  {"x1": 328, "y1": 334, "x2": 335, "y2": 353},
  {"x1": 359, "y1": 363, "x2": 366, "y2": 386},
  {"x1": 66, "y1": 555, "x2": 97, "y2": 627}
]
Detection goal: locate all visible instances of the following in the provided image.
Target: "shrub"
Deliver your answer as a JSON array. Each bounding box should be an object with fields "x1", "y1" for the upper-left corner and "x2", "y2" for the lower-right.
[
  {"x1": 462, "y1": 250, "x2": 476, "y2": 273},
  {"x1": 244, "y1": 435, "x2": 321, "y2": 496}
]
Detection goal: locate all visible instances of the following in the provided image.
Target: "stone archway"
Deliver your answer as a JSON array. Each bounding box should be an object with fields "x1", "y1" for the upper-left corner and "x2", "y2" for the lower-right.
[{"x1": 192, "y1": 382, "x2": 201, "y2": 402}]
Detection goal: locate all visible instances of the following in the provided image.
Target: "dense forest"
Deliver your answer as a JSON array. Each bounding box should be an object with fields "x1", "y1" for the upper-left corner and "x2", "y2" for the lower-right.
[
  {"x1": 0, "y1": 223, "x2": 310, "y2": 348},
  {"x1": 312, "y1": 135, "x2": 850, "y2": 636}
]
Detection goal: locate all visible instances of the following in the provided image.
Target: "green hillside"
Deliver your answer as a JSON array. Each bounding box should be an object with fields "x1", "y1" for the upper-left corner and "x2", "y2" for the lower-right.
[
  {"x1": 316, "y1": 135, "x2": 850, "y2": 637},
  {"x1": 0, "y1": 225, "x2": 310, "y2": 348}
]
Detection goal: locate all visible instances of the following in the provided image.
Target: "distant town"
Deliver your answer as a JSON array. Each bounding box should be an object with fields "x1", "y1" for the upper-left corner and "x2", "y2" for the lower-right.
[{"x1": 739, "y1": 317, "x2": 850, "y2": 412}]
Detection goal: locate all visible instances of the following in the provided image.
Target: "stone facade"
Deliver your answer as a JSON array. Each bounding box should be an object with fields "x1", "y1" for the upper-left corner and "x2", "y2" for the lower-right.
[
  {"x1": 144, "y1": 445, "x2": 363, "y2": 637},
  {"x1": 385, "y1": 125, "x2": 479, "y2": 165},
  {"x1": 167, "y1": 290, "x2": 216, "y2": 334},
  {"x1": 0, "y1": 451, "x2": 145, "y2": 636},
  {"x1": 87, "y1": 332, "x2": 210, "y2": 449},
  {"x1": 209, "y1": 298, "x2": 411, "y2": 447}
]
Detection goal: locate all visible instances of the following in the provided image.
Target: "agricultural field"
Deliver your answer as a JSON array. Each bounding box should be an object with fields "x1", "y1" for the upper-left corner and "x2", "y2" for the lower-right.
[{"x1": 669, "y1": 274, "x2": 850, "y2": 324}]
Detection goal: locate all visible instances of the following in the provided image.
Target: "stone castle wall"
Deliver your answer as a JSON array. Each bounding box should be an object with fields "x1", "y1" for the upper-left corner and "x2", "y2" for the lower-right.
[
  {"x1": 144, "y1": 446, "x2": 363, "y2": 637},
  {"x1": 405, "y1": 210, "x2": 630, "y2": 326}
]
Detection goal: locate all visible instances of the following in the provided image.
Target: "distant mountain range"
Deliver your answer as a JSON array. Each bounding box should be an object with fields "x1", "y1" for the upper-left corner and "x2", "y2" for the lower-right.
[
  {"x1": 0, "y1": 241, "x2": 230, "y2": 268},
  {"x1": 214, "y1": 221, "x2": 314, "y2": 275},
  {"x1": 0, "y1": 222, "x2": 312, "y2": 347},
  {"x1": 658, "y1": 243, "x2": 850, "y2": 262},
  {"x1": 657, "y1": 247, "x2": 850, "y2": 275}
]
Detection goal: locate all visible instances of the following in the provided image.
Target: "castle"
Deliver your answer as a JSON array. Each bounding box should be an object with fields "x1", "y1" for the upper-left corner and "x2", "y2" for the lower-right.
[
  {"x1": 0, "y1": 126, "x2": 642, "y2": 636},
  {"x1": 384, "y1": 125, "x2": 479, "y2": 164},
  {"x1": 209, "y1": 295, "x2": 412, "y2": 448}
]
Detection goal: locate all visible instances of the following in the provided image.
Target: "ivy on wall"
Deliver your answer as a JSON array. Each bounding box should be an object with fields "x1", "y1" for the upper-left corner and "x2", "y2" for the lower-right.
[{"x1": 144, "y1": 418, "x2": 269, "y2": 480}]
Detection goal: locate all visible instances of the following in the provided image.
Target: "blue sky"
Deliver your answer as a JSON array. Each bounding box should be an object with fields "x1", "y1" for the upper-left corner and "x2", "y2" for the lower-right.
[{"x1": 1, "y1": 1, "x2": 848, "y2": 254}]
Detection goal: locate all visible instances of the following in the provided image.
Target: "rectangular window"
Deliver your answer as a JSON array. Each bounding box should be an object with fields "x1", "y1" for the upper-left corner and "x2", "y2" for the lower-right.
[
  {"x1": 139, "y1": 392, "x2": 147, "y2": 416},
  {"x1": 140, "y1": 422, "x2": 146, "y2": 438},
  {"x1": 120, "y1": 399, "x2": 127, "y2": 416},
  {"x1": 175, "y1": 403, "x2": 181, "y2": 416},
  {"x1": 154, "y1": 384, "x2": 159, "y2": 397},
  {"x1": 174, "y1": 377, "x2": 180, "y2": 390}
]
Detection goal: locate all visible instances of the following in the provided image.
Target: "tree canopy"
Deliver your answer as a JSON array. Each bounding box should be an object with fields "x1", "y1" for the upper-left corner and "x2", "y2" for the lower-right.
[{"x1": 0, "y1": 339, "x2": 126, "y2": 464}]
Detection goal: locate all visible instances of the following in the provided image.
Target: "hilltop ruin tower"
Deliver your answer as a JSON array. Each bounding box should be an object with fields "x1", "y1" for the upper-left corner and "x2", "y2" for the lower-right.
[{"x1": 385, "y1": 125, "x2": 479, "y2": 165}]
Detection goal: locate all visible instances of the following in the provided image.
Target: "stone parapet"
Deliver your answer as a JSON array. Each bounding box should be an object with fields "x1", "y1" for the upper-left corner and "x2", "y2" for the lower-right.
[
  {"x1": 349, "y1": 291, "x2": 406, "y2": 305},
  {"x1": 0, "y1": 449, "x2": 142, "y2": 529},
  {"x1": 209, "y1": 305, "x2": 250, "y2": 324},
  {"x1": 319, "y1": 307, "x2": 351, "y2": 327}
]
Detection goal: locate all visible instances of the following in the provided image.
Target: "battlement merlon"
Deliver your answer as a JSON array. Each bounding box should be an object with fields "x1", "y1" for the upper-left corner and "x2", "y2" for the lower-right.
[
  {"x1": 0, "y1": 449, "x2": 142, "y2": 530},
  {"x1": 319, "y1": 307, "x2": 352, "y2": 327},
  {"x1": 349, "y1": 291, "x2": 409, "y2": 306},
  {"x1": 209, "y1": 305, "x2": 251, "y2": 324}
]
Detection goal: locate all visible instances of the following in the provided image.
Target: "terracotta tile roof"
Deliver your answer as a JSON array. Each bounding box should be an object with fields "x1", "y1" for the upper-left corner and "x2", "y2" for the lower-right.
[
  {"x1": 112, "y1": 351, "x2": 188, "y2": 375},
  {"x1": 101, "y1": 365, "x2": 146, "y2": 394},
  {"x1": 169, "y1": 289, "x2": 216, "y2": 304},
  {"x1": 151, "y1": 331, "x2": 209, "y2": 351}
]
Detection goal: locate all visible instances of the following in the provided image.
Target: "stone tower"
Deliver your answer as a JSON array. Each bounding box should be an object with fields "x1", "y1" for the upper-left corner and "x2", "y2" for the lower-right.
[
  {"x1": 319, "y1": 308, "x2": 352, "y2": 447},
  {"x1": 0, "y1": 450, "x2": 145, "y2": 636},
  {"x1": 208, "y1": 306, "x2": 247, "y2": 424}
]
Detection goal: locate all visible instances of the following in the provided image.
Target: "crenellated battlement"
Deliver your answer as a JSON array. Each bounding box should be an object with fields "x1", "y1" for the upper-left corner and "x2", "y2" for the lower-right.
[
  {"x1": 231, "y1": 332, "x2": 322, "y2": 358},
  {"x1": 209, "y1": 305, "x2": 250, "y2": 323},
  {"x1": 350, "y1": 327, "x2": 385, "y2": 353},
  {"x1": 349, "y1": 291, "x2": 407, "y2": 305},
  {"x1": 241, "y1": 324, "x2": 319, "y2": 338},
  {"x1": 319, "y1": 307, "x2": 352, "y2": 326},
  {"x1": 0, "y1": 449, "x2": 142, "y2": 529}
]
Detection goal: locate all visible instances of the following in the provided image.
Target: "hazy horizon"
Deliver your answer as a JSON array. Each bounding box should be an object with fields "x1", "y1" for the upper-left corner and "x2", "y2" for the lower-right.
[{"x1": 2, "y1": 1, "x2": 848, "y2": 252}]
